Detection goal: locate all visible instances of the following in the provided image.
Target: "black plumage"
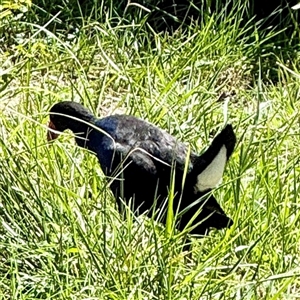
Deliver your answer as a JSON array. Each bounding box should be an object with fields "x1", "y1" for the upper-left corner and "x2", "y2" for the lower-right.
[{"x1": 48, "y1": 101, "x2": 236, "y2": 235}]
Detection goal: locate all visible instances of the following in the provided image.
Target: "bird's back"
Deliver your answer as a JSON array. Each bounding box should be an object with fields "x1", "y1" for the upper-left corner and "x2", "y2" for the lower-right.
[{"x1": 90, "y1": 115, "x2": 194, "y2": 172}]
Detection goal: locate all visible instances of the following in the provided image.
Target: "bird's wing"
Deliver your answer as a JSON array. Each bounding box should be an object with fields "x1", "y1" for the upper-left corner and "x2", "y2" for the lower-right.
[
  {"x1": 113, "y1": 142, "x2": 159, "y2": 176},
  {"x1": 115, "y1": 137, "x2": 193, "y2": 177}
]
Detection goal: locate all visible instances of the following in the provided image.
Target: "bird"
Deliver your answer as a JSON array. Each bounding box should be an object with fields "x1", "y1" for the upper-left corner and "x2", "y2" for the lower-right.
[{"x1": 47, "y1": 101, "x2": 236, "y2": 236}]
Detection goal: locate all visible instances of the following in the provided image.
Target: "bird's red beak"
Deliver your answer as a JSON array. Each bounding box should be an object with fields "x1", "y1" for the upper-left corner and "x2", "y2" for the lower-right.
[{"x1": 47, "y1": 120, "x2": 59, "y2": 141}]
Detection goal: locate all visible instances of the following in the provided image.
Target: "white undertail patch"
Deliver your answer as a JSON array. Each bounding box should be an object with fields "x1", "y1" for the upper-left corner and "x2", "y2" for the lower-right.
[{"x1": 195, "y1": 145, "x2": 227, "y2": 193}]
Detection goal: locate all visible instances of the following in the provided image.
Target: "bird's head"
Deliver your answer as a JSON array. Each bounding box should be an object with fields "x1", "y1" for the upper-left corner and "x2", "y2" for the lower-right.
[{"x1": 47, "y1": 101, "x2": 94, "y2": 141}]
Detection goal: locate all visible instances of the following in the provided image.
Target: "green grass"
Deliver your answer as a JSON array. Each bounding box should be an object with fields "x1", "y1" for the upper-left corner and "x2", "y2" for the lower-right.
[{"x1": 0, "y1": 1, "x2": 300, "y2": 299}]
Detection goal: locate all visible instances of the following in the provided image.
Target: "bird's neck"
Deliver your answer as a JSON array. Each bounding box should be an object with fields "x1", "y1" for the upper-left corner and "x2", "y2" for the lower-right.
[{"x1": 70, "y1": 119, "x2": 94, "y2": 148}]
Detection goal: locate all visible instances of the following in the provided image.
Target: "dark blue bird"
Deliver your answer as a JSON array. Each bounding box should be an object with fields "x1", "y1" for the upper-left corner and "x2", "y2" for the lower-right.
[{"x1": 48, "y1": 101, "x2": 236, "y2": 236}]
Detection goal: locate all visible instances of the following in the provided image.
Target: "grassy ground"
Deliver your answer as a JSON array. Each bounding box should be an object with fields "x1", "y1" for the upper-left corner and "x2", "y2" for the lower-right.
[{"x1": 0, "y1": 1, "x2": 300, "y2": 299}]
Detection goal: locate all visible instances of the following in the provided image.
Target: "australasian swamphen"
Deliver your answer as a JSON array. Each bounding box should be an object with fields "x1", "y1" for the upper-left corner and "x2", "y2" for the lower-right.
[{"x1": 47, "y1": 101, "x2": 236, "y2": 236}]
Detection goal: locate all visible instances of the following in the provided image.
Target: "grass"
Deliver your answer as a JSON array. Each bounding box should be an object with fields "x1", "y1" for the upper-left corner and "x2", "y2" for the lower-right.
[{"x1": 0, "y1": 0, "x2": 300, "y2": 299}]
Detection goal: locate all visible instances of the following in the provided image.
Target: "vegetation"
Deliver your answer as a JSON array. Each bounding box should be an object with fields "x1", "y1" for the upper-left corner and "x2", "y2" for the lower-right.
[{"x1": 0, "y1": 0, "x2": 299, "y2": 298}]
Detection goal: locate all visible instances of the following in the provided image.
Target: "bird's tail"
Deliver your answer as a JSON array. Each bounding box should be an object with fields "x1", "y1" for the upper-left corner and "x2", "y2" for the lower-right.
[{"x1": 192, "y1": 124, "x2": 236, "y2": 193}]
